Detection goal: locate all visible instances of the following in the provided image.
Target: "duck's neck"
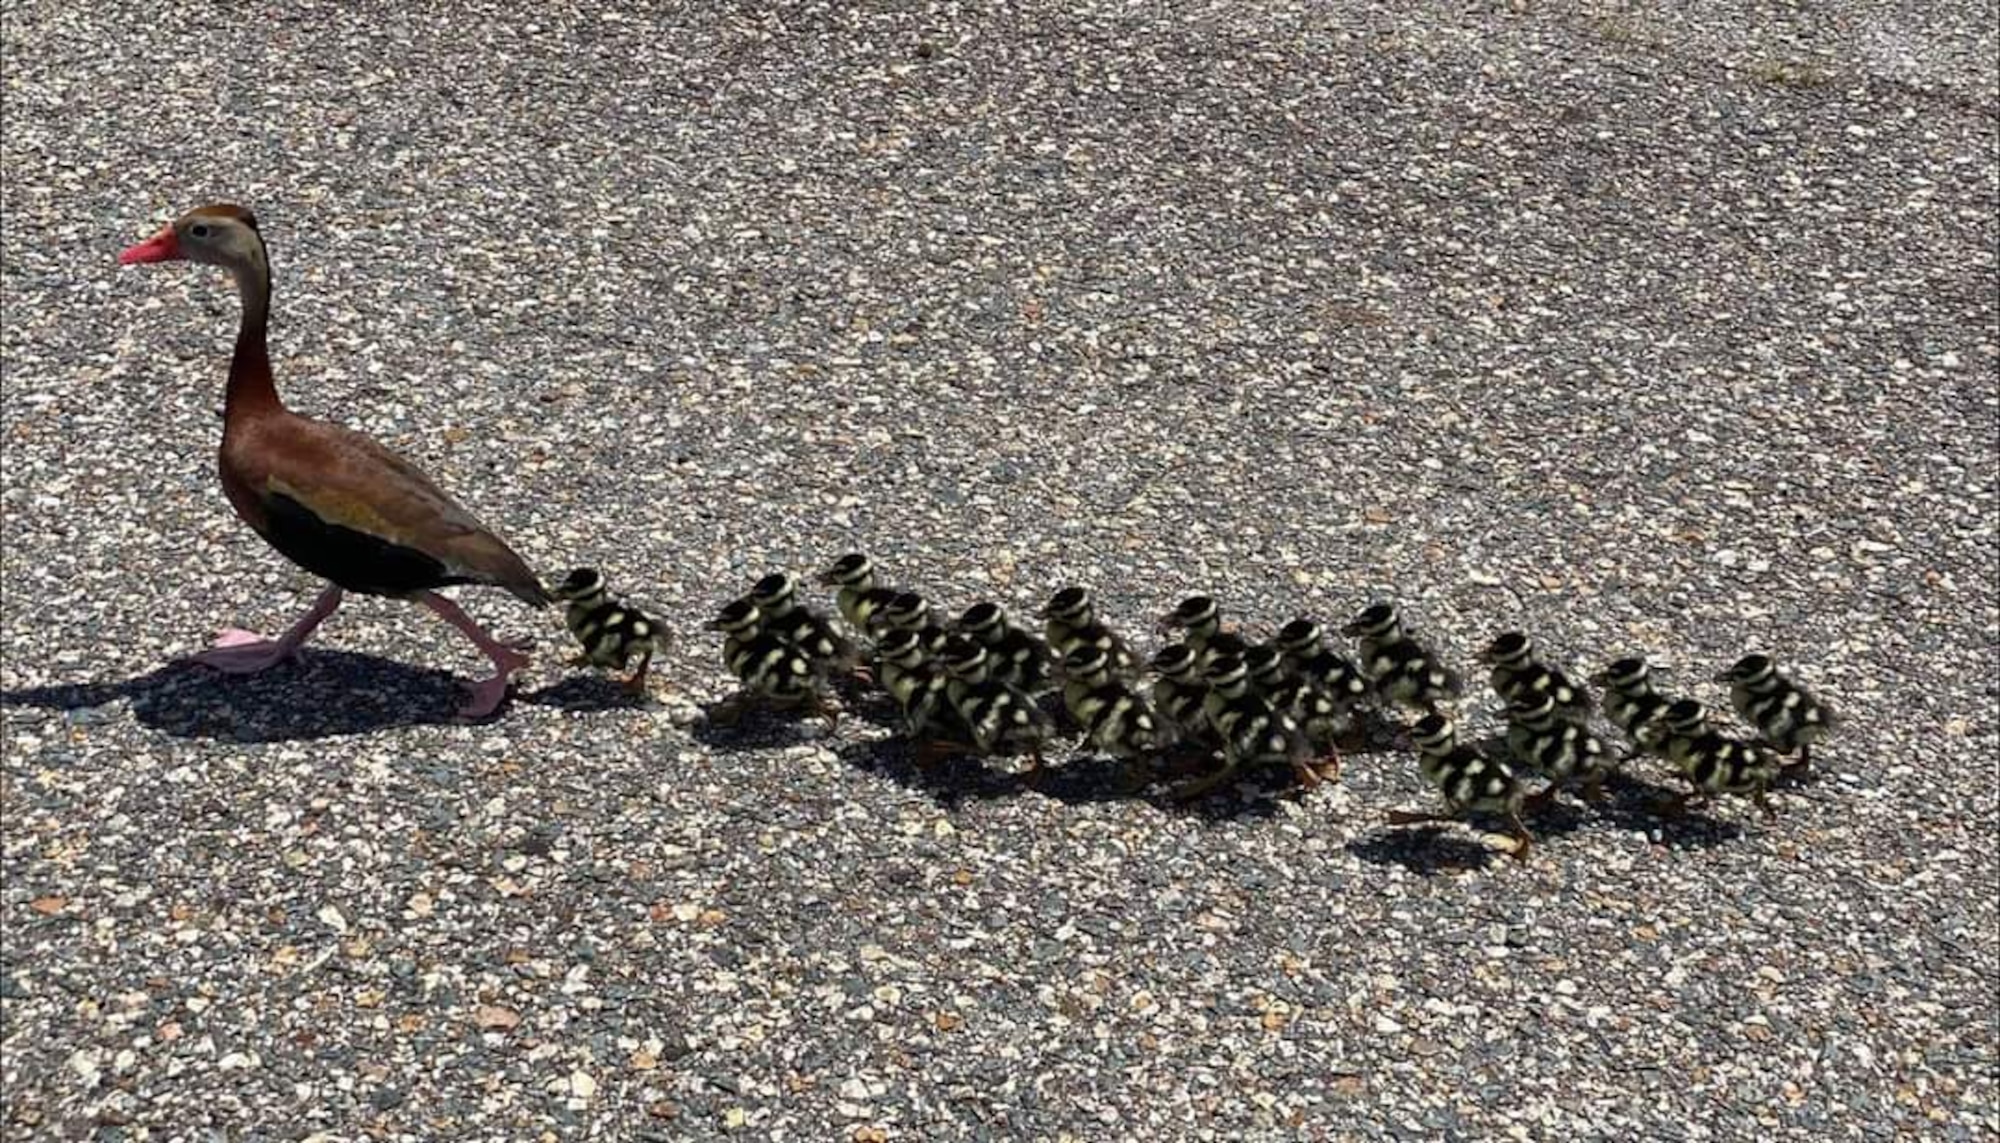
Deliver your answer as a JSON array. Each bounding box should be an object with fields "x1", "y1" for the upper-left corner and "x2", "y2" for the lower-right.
[{"x1": 225, "y1": 237, "x2": 282, "y2": 423}]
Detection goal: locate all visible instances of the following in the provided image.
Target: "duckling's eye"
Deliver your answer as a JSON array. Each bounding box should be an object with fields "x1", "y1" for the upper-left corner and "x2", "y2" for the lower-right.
[{"x1": 190, "y1": 224, "x2": 210, "y2": 238}]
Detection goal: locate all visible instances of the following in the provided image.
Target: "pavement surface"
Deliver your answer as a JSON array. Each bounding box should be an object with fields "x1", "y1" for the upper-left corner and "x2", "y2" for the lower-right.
[{"x1": 3, "y1": 1, "x2": 1996, "y2": 1139}]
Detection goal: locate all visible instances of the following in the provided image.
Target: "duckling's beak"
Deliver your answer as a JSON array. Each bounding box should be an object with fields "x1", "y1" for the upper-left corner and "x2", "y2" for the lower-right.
[
  {"x1": 1155, "y1": 616, "x2": 1185, "y2": 635},
  {"x1": 1337, "y1": 620, "x2": 1364, "y2": 637},
  {"x1": 1586, "y1": 670, "x2": 1609, "y2": 687},
  {"x1": 1710, "y1": 668, "x2": 1734, "y2": 683}
]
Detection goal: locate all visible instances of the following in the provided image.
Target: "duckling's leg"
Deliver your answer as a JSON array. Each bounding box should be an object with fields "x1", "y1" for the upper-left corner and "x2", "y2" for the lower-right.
[
  {"x1": 417, "y1": 593, "x2": 533, "y2": 720},
  {"x1": 621, "y1": 649, "x2": 654, "y2": 695},
  {"x1": 1753, "y1": 788, "x2": 1779, "y2": 821},
  {"x1": 1506, "y1": 813, "x2": 1535, "y2": 862},
  {"x1": 1290, "y1": 757, "x2": 1323, "y2": 790},
  {"x1": 1024, "y1": 749, "x2": 1047, "y2": 786},
  {"x1": 187, "y1": 586, "x2": 344, "y2": 674},
  {"x1": 1582, "y1": 774, "x2": 1610, "y2": 804}
]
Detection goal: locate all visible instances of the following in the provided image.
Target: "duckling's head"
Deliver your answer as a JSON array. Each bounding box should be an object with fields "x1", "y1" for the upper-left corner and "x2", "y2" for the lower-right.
[
  {"x1": 120, "y1": 203, "x2": 267, "y2": 273},
  {"x1": 1161, "y1": 595, "x2": 1220, "y2": 634},
  {"x1": 880, "y1": 592, "x2": 931, "y2": 630},
  {"x1": 817, "y1": 553, "x2": 875, "y2": 588},
  {"x1": 1042, "y1": 587, "x2": 1093, "y2": 622},
  {"x1": 1275, "y1": 619, "x2": 1322, "y2": 653},
  {"x1": 1411, "y1": 713, "x2": 1456, "y2": 752},
  {"x1": 937, "y1": 635, "x2": 990, "y2": 679},
  {"x1": 875, "y1": 628, "x2": 927, "y2": 667},
  {"x1": 1063, "y1": 645, "x2": 1112, "y2": 685},
  {"x1": 1341, "y1": 602, "x2": 1400, "y2": 639},
  {"x1": 1506, "y1": 693, "x2": 1558, "y2": 725},
  {"x1": 1479, "y1": 631, "x2": 1533, "y2": 666},
  {"x1": 553, "y1": 567, "x2": 607, "y2": 603},
  {"x1": 1591, "y1": 656, "x2": 1651, "y2": 689},
  {"x1": 1243, "y1": 644, "x2": 1286, "y2": 682},
  {"x1": 707, "y1": 598, "x2": 762, "y2": 635},
  {"x1": 1152, "y1": 643, "x2": 1200, "y2": 681},
  {"x1": 1663, "y1": 698, "x2": 1707, "y2": 733},
  {"x1": 749, "y1": 572, "x2": 799, "y2": 613},
  {"x1": 957, "y1": 601, "x2": 1007, "y2": 637},
  {"x1": 1203, "y1": 654, "x2": 1250, "y2": 692},
  {"x1": 1716, "y1": 654, "x2": 1776, "y2": 685}
]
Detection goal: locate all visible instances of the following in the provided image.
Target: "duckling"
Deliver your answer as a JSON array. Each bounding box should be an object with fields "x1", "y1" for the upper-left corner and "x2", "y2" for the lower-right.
[
  {"x1": 817, "y1": 552, "x2": 899, "y2": 634},
  {"x1": 1716, "y1": 654, "x2": 1836, "y2": 775},
  {"x1": 551, "y1": 567, "x2": 672, "y2": 694},
  {"x1": 1479, "y1": 631, "x2": 1590, "y2": 720},
  {"x1": 1504, "y1": 693, "x2": 1616, "y2": 803},
  {"x1": 1243, "y1": 642, "x2": 1351, "y2": 780},
  {"x1": 1174, "y1": 654, "x2": 1318, "y2": 798},
  {"x1": 1384, "y1": 714, "x2": 1533, "y2": 860},
  {"x1": 1040, "y1": 587, "x2": 1140, "y2": 677},
  {"x1": 875, "y1": 627, "x2": 972, "y2": 758},
  {"x1": 746, "y1": 571, "x2": 860, "y2": 677},
  {"x1": 1341, "y1": 602, "x2": 1464, "y2": 716},
  {"x1": 872, "y1": 591, "x2": 934, "y2": 636},
  {"x1": 1275, "y1": 619, "x2": 1373, "y2": 712},
  {"x1": 1150, "y1": 643, "x2": 1217, "y2": 748},
  {"x1": 1062, "y1": 646, "x2": 1177, "y2": 778},
  {"x1": 705, "y1": 599, "x2": 834, "y2": 727},
  {"x1": 936, "y1": 636, "x2": 1054, "y2": 778},
  {"x1": 955, "y1": 601, "x2": 1055, "y2": 695},
  {"x1": 1589, "y1": 656, "x2": 1680, "y2": 759},
  {"x1": 1159, "y1": 595, "x2": 1252, "y2": 672},
  {"x1": 1650, "y1": 699, "x2": 1782, "y2": 819}
]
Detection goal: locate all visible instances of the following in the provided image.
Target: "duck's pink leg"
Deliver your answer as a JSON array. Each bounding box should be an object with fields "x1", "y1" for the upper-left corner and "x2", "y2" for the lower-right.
[
  {"x1": 187, "y1": 586, "x2": 344, "y2": 673},
  {"x1": 418, "y1": 592, "x2": 531, "y2": 720}
]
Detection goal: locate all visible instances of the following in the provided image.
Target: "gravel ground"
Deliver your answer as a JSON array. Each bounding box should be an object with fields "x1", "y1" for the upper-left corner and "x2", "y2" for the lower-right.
[{"x1": 4, "y1": 1, "x2": 1996, "y2": 1139}]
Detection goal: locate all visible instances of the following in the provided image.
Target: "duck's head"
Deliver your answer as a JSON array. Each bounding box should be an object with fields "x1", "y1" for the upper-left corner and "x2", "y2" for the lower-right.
[{"x1": 120, "y1": 203, "x2": 265, "y2": 270}]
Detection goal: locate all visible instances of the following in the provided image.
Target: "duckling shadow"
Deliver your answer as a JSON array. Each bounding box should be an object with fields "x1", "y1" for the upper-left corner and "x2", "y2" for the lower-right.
[
  {"x1": 1347, "y1": 827, "x2": 1501, "y2": 874},
  {"x1": 685, "y1": 706, "x2": 839, "y2": 752},
  {"x1": 834, "y1": 737, "x2": 1028, "y2": 806},
  {"x1": 0, "y1": 652, "x2": 471, "y2": 743},
  {"x1": 518, "y1": 675, "x2": 651, "y2": 713},
  {"x1": 1591, "y1": 771, "x2": 1745, "y2": 849}
]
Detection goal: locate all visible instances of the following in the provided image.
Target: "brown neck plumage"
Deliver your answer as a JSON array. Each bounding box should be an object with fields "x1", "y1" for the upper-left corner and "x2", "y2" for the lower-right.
[{"x1": 225, "y1": 233, "x2": 282, "y2": 422}]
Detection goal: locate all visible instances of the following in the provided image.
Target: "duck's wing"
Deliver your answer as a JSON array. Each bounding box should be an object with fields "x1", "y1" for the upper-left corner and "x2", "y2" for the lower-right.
[{"x1": 222, "y1": 413, "x2": 549, "y2": 607}]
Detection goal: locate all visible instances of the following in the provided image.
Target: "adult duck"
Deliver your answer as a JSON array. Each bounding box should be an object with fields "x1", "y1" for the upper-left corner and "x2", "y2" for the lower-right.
[{"x1": 119, "y1": 203, "x2": 549, "y2": 719}]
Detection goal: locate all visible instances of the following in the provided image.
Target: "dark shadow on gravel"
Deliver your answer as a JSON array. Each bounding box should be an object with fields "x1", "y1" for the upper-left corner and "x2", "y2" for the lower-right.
[
  {"x1": 516, "y1": 675, "x2": 654, "y2": 712},
  {"x1": 0, "y1": 652, "x2": 481, "y2": 742},
  {"x1": 835, "y1": 737, "x2": 1029, "y2": 806},
  {"x1": 1593, "y1": 771, "x2": 1747, "y2": 849},
  {"x1": 1347, "y1": 827, "x2": 1503, "y2": 874}
]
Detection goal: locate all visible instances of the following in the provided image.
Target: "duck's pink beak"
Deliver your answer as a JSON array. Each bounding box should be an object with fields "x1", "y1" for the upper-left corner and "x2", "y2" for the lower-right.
[{"x1": 118, "y1": 225, "x2": 180, "y2": 265}]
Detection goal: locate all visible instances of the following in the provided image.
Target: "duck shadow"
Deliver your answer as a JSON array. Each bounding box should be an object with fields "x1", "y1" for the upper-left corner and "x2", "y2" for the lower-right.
[{"x1": 0, "y1": 652, "x2": 478, "y2": 743}]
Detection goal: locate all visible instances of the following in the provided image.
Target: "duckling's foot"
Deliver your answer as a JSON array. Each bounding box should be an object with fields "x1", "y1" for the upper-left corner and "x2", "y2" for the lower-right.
[
  {"x1": 1289, "y1": 759, "x2": 1323, "y2": 790},
  {"x1": 1522, "y1": 785, "x2": 1561, "y2": 815},
  {"x1": 1312, "y1": 748, "x2": 1343, "y2": 782},
  {"x1": 1384, "y1": 808, "x2": 1449, "y2": 827},
  {"x1": 1754, "y1": 790, "x2": 1780, "y2": 821},
  {"x1": 707, "y1": 697, "x2": 751, "y2": 727},
  {"x1": 1507, "y1": 831, "x2": 1535, "y2": 862},
  {"x1": 1170, "y1": 762, "x2": 1239, "y2": 802}
]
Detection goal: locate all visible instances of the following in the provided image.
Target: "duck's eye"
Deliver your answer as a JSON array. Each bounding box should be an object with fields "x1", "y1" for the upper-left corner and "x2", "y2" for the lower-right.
[{"x1": 190, "y1": 224, "x2": 210, "y2": 238}]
